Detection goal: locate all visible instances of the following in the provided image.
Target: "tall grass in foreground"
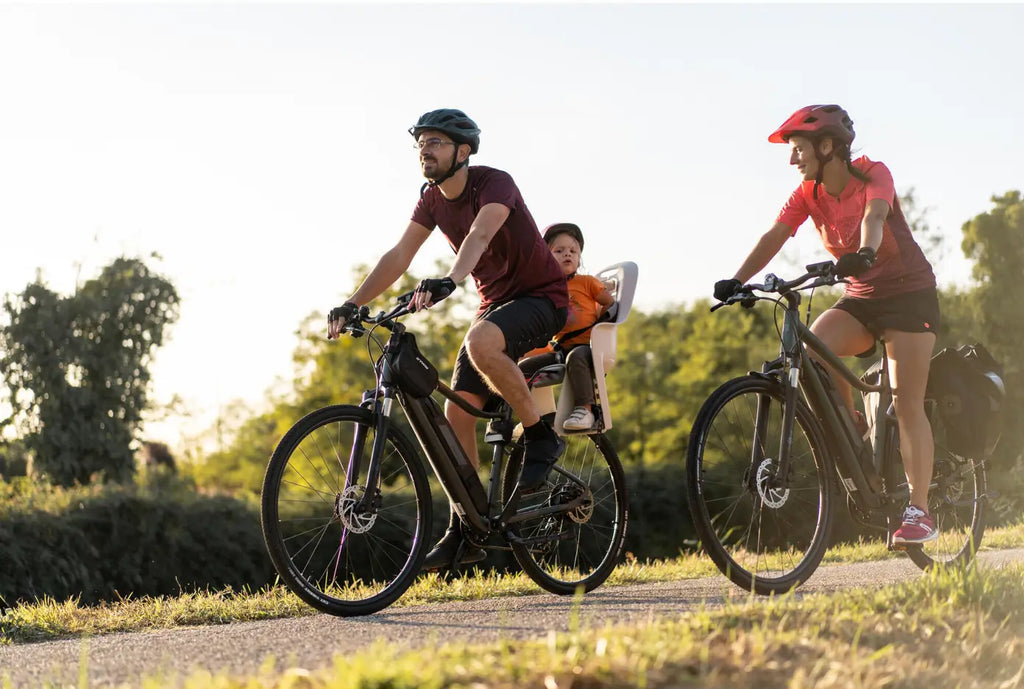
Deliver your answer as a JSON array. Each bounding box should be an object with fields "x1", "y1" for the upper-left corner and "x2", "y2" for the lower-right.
[{"x1": 2, "y1": 523, "x2": 1022, "y2": 645}]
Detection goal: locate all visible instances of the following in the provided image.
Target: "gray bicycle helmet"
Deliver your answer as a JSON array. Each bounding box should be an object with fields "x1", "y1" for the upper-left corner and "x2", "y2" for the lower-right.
[
  {"x1": 409, "y1": 108, "x2": 481, "y2": 154},
  {"x1": 543, "y1": 222, "x2": 585, "y2": 251}
]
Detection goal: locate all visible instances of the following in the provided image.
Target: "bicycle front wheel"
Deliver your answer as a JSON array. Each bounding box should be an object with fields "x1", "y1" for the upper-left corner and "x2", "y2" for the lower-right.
[
  {"x1": 902, "y1": 402, "x2": 987, "y2": 570},
  {"x1": 502, "y1": 432, "x2": 628, "y2": 595},
  {"x1": 261, "y1": 405, "x2": 432, "y2": 616},
  {"x1": 686, "y1": 375, "x2": 833, "y2": 595}
]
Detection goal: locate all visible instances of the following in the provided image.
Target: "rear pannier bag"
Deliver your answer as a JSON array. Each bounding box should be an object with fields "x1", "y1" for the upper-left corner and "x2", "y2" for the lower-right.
[
  {"x1": 389, "y1": 333, "x2": 439, "y2": 398},
  {"x1": 926, "y1": 343, "x2": 1004, "y2": 458}
]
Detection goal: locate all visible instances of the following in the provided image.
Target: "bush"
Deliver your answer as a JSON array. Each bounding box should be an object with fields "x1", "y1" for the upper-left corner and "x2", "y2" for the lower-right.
[{"x1": 0, "y1": 476, "x2": 273, "y2": 607}]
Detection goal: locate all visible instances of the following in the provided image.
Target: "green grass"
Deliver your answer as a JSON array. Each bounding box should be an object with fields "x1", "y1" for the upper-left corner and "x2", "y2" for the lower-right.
[{"x1": 2, "y1": 524, "x2": 1022, "y2": 645}]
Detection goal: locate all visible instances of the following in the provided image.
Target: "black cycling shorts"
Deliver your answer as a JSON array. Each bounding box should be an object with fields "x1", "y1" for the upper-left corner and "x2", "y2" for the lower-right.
[
  {"x1": 452, "y1": 297, "x2": 567, "y2": 397},
  {"x1": 832, "y1": 286, "x2": 941, "y2": 339}
]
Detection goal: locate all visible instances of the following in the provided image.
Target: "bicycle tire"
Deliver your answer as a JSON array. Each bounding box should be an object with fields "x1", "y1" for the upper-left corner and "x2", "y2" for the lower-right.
[
  {"x1": 501, "y1": 432, "x2": 628, "y2": 595},
  {"x1": 686, "y1": 375, "x2": 833, "y2": 594},
  {"x1": 261, "y1": 404, "x2": 432, "y2": 616},
  {"x1": 901, "y1": 402, "x2": 987, "y2": 570}
]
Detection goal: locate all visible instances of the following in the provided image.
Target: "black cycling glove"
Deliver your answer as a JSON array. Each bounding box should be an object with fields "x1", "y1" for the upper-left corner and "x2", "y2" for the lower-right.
[
  {"x1": 714, "y1": 278, "x2": 743, "y2": 302},
  {"x1": 414, "y1": 276, "x2": 457, "y2": 304},
  {"x1": 328, "y1": 301, "x2": 360, "y2": 332},
  {"x1": 835, "y1": 247, "x2": 877, "y2": 279}
]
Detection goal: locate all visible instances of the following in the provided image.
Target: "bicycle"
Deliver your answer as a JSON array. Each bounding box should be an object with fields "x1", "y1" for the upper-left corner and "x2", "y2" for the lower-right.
[
  {"x1": 686, "y1": 260, "x2": 987, "y2": 595},
  {"x1": 260, "y1": 293, "x2": 629, "y2": 616}
]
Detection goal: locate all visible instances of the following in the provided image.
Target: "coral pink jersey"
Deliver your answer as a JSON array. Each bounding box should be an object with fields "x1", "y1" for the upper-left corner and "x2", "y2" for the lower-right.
[{"x1": 775, "y1": 156, "x2": 935, "y2": 298}]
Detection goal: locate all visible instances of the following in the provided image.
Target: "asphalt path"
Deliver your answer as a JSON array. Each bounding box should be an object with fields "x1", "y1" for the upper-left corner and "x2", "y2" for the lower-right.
[{"x1": 2, "y1": 548, "x2": 1022, "y2": 688}]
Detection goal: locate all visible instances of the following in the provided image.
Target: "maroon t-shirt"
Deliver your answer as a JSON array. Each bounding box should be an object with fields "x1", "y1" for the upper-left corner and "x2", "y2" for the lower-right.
[{"x1": 411, "y1": 166, "x2": 569, "y2": 312}]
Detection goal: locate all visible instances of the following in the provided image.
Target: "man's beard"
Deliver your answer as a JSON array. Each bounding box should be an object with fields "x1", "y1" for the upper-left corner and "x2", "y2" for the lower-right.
[{"x1": 421, "y1": 156, "x2": 449, "y2": 181}]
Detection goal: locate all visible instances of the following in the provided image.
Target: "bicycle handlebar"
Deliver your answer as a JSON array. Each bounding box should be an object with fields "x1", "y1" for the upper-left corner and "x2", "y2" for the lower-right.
[
  {"x1": 339, "y1": 290, "x2": 417, "y2": 337},
  {"x1": 711, "y1": 260, "x2": 846, "y2": 312}
]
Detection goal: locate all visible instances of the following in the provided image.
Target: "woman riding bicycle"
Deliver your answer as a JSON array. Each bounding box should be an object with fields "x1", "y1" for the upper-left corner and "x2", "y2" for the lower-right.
[{"x1": 713, "y1": 104, "x2": 940, "y2": 545}]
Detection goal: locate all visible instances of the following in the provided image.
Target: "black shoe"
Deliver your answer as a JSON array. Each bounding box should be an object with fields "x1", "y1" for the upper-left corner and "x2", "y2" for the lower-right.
[
  {"x1": 517, "y1": 432, "x2": 566, "y2": 492},
  {"x1": 421, "y1": 528, "x2": 486, "y2": 571}
]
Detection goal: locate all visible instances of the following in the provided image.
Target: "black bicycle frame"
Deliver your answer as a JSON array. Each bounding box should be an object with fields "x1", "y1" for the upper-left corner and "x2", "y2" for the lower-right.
[
  {"x1": 401, "y1": 373, "x2": 590, "y2": 534},
  {"x1": 350, "y1": 321, "x2": 591, "y2": 542},
  {"x1": 764, "y1": 294, "x2": 893, "y2": 512}
]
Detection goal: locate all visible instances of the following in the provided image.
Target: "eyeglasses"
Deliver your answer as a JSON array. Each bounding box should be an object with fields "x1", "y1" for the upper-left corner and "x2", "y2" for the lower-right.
[{"x1": 413, "y1": 138, "x2": 458, "y2": 152}]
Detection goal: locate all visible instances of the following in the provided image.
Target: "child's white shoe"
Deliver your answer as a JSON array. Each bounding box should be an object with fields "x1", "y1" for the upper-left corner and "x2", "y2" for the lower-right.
[{"x1": 563, "y1": 406, "x2": 595, "y2": 431}]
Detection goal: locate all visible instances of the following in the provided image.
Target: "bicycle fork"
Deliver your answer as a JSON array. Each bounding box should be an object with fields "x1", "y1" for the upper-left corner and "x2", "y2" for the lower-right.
[
  {"x1": 750, "y1": 305, "x2": 805, "y2": 493},
  {"x1": 748, "y1": 360, "x2": 801, "y2": 495}
]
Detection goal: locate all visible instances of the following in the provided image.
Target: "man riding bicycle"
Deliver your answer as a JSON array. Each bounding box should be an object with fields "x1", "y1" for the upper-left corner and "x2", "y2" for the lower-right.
[{"x1": 327, "y1": 108, "x2": 569, "y2": 569}]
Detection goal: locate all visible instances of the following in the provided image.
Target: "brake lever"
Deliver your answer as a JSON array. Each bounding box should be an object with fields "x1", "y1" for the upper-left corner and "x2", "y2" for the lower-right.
[{"x1": 710, "y1": 290, "x2": 757, "y2": 312}]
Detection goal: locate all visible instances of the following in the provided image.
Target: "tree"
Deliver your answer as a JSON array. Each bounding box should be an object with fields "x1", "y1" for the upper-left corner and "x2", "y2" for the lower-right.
[
  {"x1": 961, "y1": 191, "x2": 1024, "y2": 357},
  {"x1": 0, "y1": 256, "x2": 179, "y2": 485},
  {"x1": 957, "y1": 191, "x2": 1024, "y2": 517}
]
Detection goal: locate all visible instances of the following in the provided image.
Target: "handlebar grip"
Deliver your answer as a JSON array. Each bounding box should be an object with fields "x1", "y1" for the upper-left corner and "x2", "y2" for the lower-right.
[{"x1": 711, "y1": 289, "x2": 757, "y2": 312}]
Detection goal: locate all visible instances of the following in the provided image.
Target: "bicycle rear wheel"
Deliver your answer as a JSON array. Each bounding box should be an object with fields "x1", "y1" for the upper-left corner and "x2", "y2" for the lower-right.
[
  {"x1": 502, "y1": 432, "x2": 628, "y2": 595},
  {"x1": 901, "y1": 402, "x2": 987, "y2": 570},
  {"x1": 686, "y1": 375, "x2": 833, "y2": 595},
  {"x1": 261, "y1": 405, "x2": 431, "y2": 616}
]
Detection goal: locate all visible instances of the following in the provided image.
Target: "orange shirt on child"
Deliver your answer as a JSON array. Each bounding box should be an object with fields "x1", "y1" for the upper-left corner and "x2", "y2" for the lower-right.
[{"x1": 524, "y1": 273, "x2": 607, "y2": 356}]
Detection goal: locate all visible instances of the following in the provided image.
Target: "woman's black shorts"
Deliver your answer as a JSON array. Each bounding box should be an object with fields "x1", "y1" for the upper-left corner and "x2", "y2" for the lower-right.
[{"x1": 831, "y1": 286, "x2": 941, "y2": 338}]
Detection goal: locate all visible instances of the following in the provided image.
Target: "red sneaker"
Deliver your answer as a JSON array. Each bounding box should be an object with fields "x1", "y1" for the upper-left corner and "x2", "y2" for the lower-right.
[{"x1": 893, "y1": 505, "x2": 938, "y2": 546}]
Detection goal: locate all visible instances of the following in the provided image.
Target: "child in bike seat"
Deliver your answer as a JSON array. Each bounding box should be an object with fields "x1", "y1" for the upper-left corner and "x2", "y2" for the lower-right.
[{"x1": 521, "y1": 223, "x2": 614, "y2": 432}]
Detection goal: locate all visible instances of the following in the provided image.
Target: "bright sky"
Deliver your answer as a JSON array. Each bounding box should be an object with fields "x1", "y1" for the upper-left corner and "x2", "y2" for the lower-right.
[{"x1": 1, "y1": 3, "x2": 1021, "y2": 452}]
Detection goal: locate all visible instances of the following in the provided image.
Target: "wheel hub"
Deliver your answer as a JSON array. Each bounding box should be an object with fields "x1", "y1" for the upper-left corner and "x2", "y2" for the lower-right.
[
  {"x1": 335, "y1": 485, "x2": 377, "y2": 533},
  {"x1": 551, "y1": 483, "x2": 594, "y2": 524},
  {"x1": 756, "y1": 458, "x2": 790, "y2": 508}
]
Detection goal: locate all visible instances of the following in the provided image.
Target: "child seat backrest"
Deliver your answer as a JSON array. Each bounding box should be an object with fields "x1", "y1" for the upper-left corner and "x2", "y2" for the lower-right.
[
  {"x1": 552, "y1": 261, "x2": 639, "y2": 433},
  {"x1": 589, "y1": 261, "x2": 638, "y2": 375}
]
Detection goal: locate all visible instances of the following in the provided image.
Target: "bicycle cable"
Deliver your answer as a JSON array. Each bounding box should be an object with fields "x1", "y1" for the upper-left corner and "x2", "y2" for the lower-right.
[
  {"x1": 357, "y1": 319, "x2": 389, "y2": 395},
  {"x1": 770, "y1": 296, "x2": 787, "y2": 342}
]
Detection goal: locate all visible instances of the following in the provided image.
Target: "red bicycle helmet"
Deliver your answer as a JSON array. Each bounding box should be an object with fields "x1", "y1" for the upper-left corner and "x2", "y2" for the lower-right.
[{"x1": 768, "y1": 104, "x2": 855, "y2": 145}]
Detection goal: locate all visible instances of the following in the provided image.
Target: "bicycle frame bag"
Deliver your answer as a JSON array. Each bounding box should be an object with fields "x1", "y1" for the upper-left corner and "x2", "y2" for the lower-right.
[
  {"x1": 389, "y1": 333, "x2": 439, "y2": 398},
  {"x1": 926, "y1": 343, "x2": 1004, "y2": 458}
]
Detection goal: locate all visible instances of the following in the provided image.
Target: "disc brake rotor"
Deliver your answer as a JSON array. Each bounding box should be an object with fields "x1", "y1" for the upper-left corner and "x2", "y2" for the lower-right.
[
  {"x1": 335, "y1": 485, "x2": 377, "y2": 533},
  {"x1": 756, "y1": 458, "x2": 790, "y2": 508},
  {"x1": 551, "y1": 483, "x2": 594, "y2": 524}
]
